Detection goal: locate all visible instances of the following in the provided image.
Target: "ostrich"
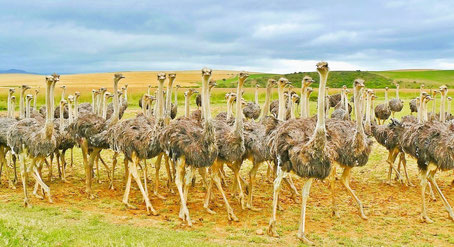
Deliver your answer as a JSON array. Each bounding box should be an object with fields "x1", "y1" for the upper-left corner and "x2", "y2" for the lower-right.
[
  {"x1": 331, "y1": 85, "x2": 350, "y2": 120},
  {"x1": 139, "y1": 85, "x2": 153, "y2": 109},
  {"x1": 300, "y1": 76, "x2": 314, "y2": 118},
  {"x1": 447, "y1": 96, "x2": 453, "y2": 121},
  {"x1": 33, "y1": 88, "x2": 39, "y2": 112},
  {"x1": 327, "y1": 79, "x2": 373, "y2": 220},
  {"x1": 305, "y1": 87, "x2": 314, "y2": 117},
  {"x1": 170, "y1": 84, "x2": 180, "y2": 119},
  {"x1": 160, "y1": 68, "x2": 238, "y2": 226},
  {"x1": 204, "y1": 72, "x2": 248, "y2": 212},
  {"x1": 375, "y1": 87, "x2": 391, "y2": 124},
  {"x1": 392, "y1": 97, "x2": 454, "y2": 223},
  {"x1": 78, "y1": 89, "x2": 97, "y2": 114},
  {"x1": 243, "y1": 84, "x2": 261, "y2": 120},
  {"x1": 7, "y1": 75, "x2": 58, "y2": 206},
  {"x1": 54, "y1": 85, "x2": 69, "y2": 119},
  {"x1": 19, "y1": 85, "x2": 31, "y2": 119},
  {"x1": 427, "y1": 90, "x2": 439, "y2": 121},
  {"x1": 106, "y1": 84, "x2": 128, "y2": 120},
  {"x1": 267, "y1": 62, "x2": 333, "y2": 244},
  {"x1": 70, "y1": 73, "x2": 124, "y2": 198},
  {"x1": 183, "y1": 89, "x2": 198, "y2": 117},
  {"x1": 389, "y1": 83, "x2": 403, "y2": 118},
  {"x1": 291, "y1": 94, "x2": 300, "y2": 119},
  {"x1": 409, "y1": 98, "x2": 419, "y2": 115},
  {"x1": 0, "y1": 89, "x2": 17, "y2": 188}
]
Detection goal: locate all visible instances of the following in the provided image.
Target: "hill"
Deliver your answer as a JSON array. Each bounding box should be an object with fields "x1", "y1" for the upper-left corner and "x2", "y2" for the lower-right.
[
  {"x1": 372, "y1": 70, "x2": 454, "y2": 88},
  {"x1": 0, "y1": 69, "x2": 37, "y2": 74}
]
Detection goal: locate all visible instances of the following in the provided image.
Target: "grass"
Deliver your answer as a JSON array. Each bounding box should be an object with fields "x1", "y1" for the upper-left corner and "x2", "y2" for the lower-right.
[{"x1": 372, "y1": 70, "x2": 454, "y2": 88}]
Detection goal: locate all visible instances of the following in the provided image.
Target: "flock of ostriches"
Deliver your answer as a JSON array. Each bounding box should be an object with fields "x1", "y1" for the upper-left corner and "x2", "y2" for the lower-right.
[{"x1": 1, "y1": 62, "x2": 454, "y2": 244}]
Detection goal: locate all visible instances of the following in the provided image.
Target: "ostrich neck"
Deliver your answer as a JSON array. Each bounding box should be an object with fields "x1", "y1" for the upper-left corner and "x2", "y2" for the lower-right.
[
  {"x1": 61, "y1": 89, "x2": 65, "y2": 101},
  {"x1": 440, "y1": 93, "x2": 446, "y2": 122},
  {"x1": 226, "y1": 97, "x2": 232, "y2": 120},
  {"x1": 33, "y1": 93, "x2": 37, "y2": 110},
  {"x1": 300, "y1": 87, "x2": 307, "y2": 118},
  {"x1": 20, "y1": 89, "x2": 26, "y2": 119},
  {"x1": 7, "y1": 92, "x2": 11, "y2": 118},
  {"x1": 165, "y1": 78, "x2": 175, "y2": 121},
  {"x1": 306, "y1": 92, "x2": 310, "y2": 117},
  {"x1": 26, "y1": 100, "x2": 31, "y2": 118},
  {"x1": 432, "y1": 95, "x2": 436, "y2": 113},
  {"x1": 371, "y1": 99, "x2": 375, "y2": 121},
  {"x1": 255, "y1": 87, "x2": 259, "y2": 104},
  {"x1": 354, "y1": 88, "x2": 364, "y2": 133},
  {"x1": 174, "y1": 87, "x2": 178, "y2": 107},
  {"x1": 277, "y1": 85, "x2": 285, "y2": 121},
  {"x1": 68, "y1": 102, "x2": 73, "y2": 124},
  {"x1": 289, "y1": 98, "x2": 295, "y2": 119},
  {"x1": 157, "y1": 81, "x2": 165, "y2": 119},
  {"x1": 315, "y1": 72, "x2": 328, "y2": 131},
  {"x1": 202, "y1": 76, "x2": 212, "y2": 122},
  {"x1": 99, "y1": 93, "x2": 105, "y2": 116},
  {"x1": 142, "y1": 96, "x2": 147, "y2": 116},
  {"x1": 124, "y1": 88, "x2": 128, "y2": 102},
  {"x1": 147, "y1": 87, "x2": 151, "y2": 95},
  {"x1": 102, "y1": 95, "x2": 108, "y2": 119},
  {"x1": 384, "y1": 90, "x2": 389, "y2": 107},
  {"x1": 234, "y1": 81, "x2": 244, "y2": 132},
  {"x1": 74, "y1": 97, "x2": 79, "y2": 119},
  {"x1": 45, "y1": 83, "x2": 52, "y2": 124},
  {"x1": 184, "y1": 95, "x2": 190, "y2": 117},
  {"x1": 396, "y1": 86, "x2": 400, "y2": 99},
  {"x1": 365, "y1": 94, "x2": 371, "y2": 125},
  {"x1": 92, "y1": 93, "x2": 96, "y2": 113},
  {"x1": 418, "y1": 97, "x2": 424, "y2": 123},
  {"x1": 112, "y1": 81, "x2": 119, "y2": 122},
  {"x1": 260, "y1": 86, "x2": 272, "y2": 121},
  {"x1": 11, "y1": 101, "x2": 15, "y2": 119},
  {"x1": 96, "y1": 94, "x2": 101, "y2": 115}
]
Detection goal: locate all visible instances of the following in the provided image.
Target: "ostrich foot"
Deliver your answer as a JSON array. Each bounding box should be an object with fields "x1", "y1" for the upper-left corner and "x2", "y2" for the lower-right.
[
  {"x1": 154, "y1": 192, "x2": 166, "y2": 200},
  {"x1": 332, "y1": 210, "x2": 340, "y2": 218},
  {"x1": 8, "y1": 182, "x2": 16, "y2": 190},
  {"x1": 407, "y1": 181, "x2": 415, "y2": 187},
  {"x1": 237, "y1": 194, "x2": 246, "y2": 210},
  {"x1": 277, "y1": 202, "x2": 283, "y2": 211},
  {"x1": 205, "y1": 207, "x2": 216, "y2": 215},
  {"x1": 109, "y1": 184, "x2": 115, "y2": 190},
  {"x1": 267, "y1": 220, "x2": 279, "y2": 237},
  {"x1": 359, "y1": 209, "x2": 368, "y2": 220},
  {"x1": 246, "y1": 203, "x2": 262, "y2": 212},
  {"x1": 146, "y1": 205, "x2": 158, "y2": 216},
  {"x1": 297, "y1": 233, "x2": 314, "y2": 246},
  {"x1": 419, "y1": 214, "x2": 433, "y2": 223},
  {"x1": 290, "y1": 193, "x2": 300, "y2": 204},
  {"x1": 47, "y1": 197, "x2": 54, "y2": 204},
  {"x1": 227, "y1": 209, "x2": 239, "y2": 222},
  {"x1": 33, "y1": 192, "x2": 44, "y2": 200},
  {"x1": 24, "y1": 199, "x2": 31, "y2": 208},
  {"x1": 123, "y1": 202, "x2": 138, "y2": 210}
]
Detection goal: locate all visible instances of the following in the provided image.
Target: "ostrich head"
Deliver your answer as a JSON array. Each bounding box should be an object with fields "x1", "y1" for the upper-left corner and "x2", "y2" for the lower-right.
[
  {"x1": 26, "y1": 94, "x2": 33, "y2": 103},
  {"x1": 114, "y1": 73, "x2": 125, "y2": 81},
  {"x1": 201, "y1": 67, "x2": 212, "y2": 79},
  {"x1": 278, "y1": 78, "x2": 290, "y2": 89},
  {"x1": 9, "y1": 88, "x2": 15, "y2": 95},
  {"x1": 105, "y1": 92, "x2": 113, "y2": 99},
  {"x1": 432, "y1": 90, "x2": 439, "y2": 97},
  {"x1": 34, "y1": 88, "x2": 39, "y2": 95},
  {"x1": 68, "y1": 95, "x2": 74, "y2": 104},
  {"x1": 292, "y1": 93, "x2": 300, "y2": 103},
  {"x1": 267, "y1": 79, "x2": 277, "y2": 88},
  {"x1": 75, "y1": 92, "x2": 80, "y2": 99},
  {"x1": 354, "y1": 79, "x2": 365, "y2": 89},
  {"x1": 22, "y1": 84, "x2": 31, "y2": 92},
  {"x1": 209, "y1": 80, "x2": 217, "y2": 90},
  {"x1": 302, "y1": 76, "x2": 314, "y2": 87},
  {"x1": 60, "y1": 99, "x2": 67, "y2": 107},
  {"x1": 238, "y1": 71, "x2": 249, "y2": 85},
  {"x1": 52, "y1": 73, "x2": 60, "y2": 82},
  {"x1": 157, "y1": 72, "x2": 166, "y2": 82},
  {"x1": 168, "y1": 72, "x2": 176, "y2": 80},
  {"x1": 60, "y1": 85, "x2": 66, "y2": 90},
  {"x1": 176, "y1": 85, "x2": 181, "y2": 89},
  {"x1": 439, "y1": 85, "x2": 448, "y2": 96},
  {"x1": 45, "y1": 76, "x2": 53, "y2": 86},
  {"x1": 99, "y1": 87, "x2": 107, "y2": 94},
  {"x1": 124, "y1": 83, "x2": 128, "y2": 89},
  {"x1": 316, "y1": 61, "x2": 329, "y2": 75},
  {"x1": 307, "y1": 87, "x2": 314, "y2": 96},
  {"x1": 448, "y1": 97, "x2": 452, "y2": 102},
  {"x1": 11, "y1": 96, "x2": 16, "y2": 104},
  {"x1": 225, "y1": 92, "x2": 231, "y2": 100}
]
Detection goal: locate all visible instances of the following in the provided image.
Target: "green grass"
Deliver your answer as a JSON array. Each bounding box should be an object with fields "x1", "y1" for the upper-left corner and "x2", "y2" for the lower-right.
[
  {"x1": 372, "y1": 70, "x2": 454, "y2": 88},
  {"x1": 0, "y1": 203, "x2": 218, "y2": 247}
]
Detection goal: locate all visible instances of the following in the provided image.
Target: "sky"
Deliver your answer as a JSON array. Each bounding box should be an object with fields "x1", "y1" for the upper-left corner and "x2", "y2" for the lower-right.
[{"x1": 1, "y1": 0, "x2": 454, "y2": 74}]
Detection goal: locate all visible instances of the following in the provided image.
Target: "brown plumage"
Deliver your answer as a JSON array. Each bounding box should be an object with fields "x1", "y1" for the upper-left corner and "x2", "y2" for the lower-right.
[
  {"x1": 243, "y1": 102, "x2": 260, "y2": 120},
  {"x1": 375, "y1": 87, "x2": 391, "y2": 124},
  {"x1": 409, "y1": 98, "x2": 419, "y2": 114}
]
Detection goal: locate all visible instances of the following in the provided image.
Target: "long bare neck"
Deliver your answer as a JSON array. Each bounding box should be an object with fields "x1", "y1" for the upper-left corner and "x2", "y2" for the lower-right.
[
  {"x1": 277, "y1": 86, "x2": 285, "y2": 121},
  {"x1": 255, "y1": 86, "x2": 259, "y2": 104},
  {"x1": 315, "y1": 73, "x2": 328, "y2": 132},
  {"x1": 165, "y1": 79, "x2": 174, "y2": 120},
  {"x1": 92, "y1": 93, "x2": 96, "y2": 113},
  {"x1": 45, "y1": 84, "x2": 52, "y2": 124},
  {"x1": 440, "y1": 93, "x2": 446, "y2": 122},
  {"x1": 184, "y1": 95, "x2": 190, "y2": 117},
  {"x1": 305, "y1": 91, "x2": 311, "y2": 117},
  {"x1": 124, "y1": 88, "x2": 128, "y2": 102},
  {"x1": 234, "y1": 82, "x2": 244, "y2": 132},
  {"x1": 74, "y1": 97, "x2": 79, "y2": 119},
  {"x1": 365, "y1": 94, "x2": 371, "y2": 125},
  {"x1": 418, "y1": 97, "x2": 424, "y2": 123},
  {"x1": 157, "y1": 82, "x2": 165, "y2": 119},
  {"x1": 26, "y1": 100, "x2": 31, "y2": 118},
  {"x1": 174, "y1": 87, "x2": 178, "y2": 106},
  {"x1": 300, "y1": 87, "x2": 307, "y2": 118},
  {"x1": 33, "y1": 93, "x2": 38, "y2": 110},
  {"x1": 202, "y1": 78, "x2": 211, "y2": 123},
  {"x1": 112, "y1": 82, "x2": 119, "y2": 122},
  {"x1": 7, "y1": 93, "x2": 12, "y2": 118},
  {"x1": 432, "y1": 94, "x2": 436, "y2": 113},
  {"x1": 226, "y1": 97, "x2": 232, "y2": 120},
  {"x1": 59, "y1": 103, "x2": 64, "y2": 132},
  {"x1": 68, "y1": 102, "x2": 73, "y2": 124},
  {"x1": 384, "y1": 89, "x2": 389, "y2": 107},
  {"x1": 61, "y1": 89, "x2": 65, "y2": 101},
  {"x1": 96, "y1": 94, "x2": 102, "y2": 115},
  {"x1": 289, "y1": 98, "x2": 295, "y2": 119},
  {"x1": 20, "y1": 89, "x2": 26, "y2": 119},
  {"x1": 371, "y1": 99, "x2": 375, "y2": 121},
  {"x1": 354, "y1": 88, "x2": 364, "y2": 134},
  {"x1": 260, "y1": 86, "x2": 272, "y2": 121},
  {"x1": 102, "y1": 96, "x2": 108, "y2": 119},
  {"x1": 10, "y1": 100, "x2": 15, "y2": 119}
]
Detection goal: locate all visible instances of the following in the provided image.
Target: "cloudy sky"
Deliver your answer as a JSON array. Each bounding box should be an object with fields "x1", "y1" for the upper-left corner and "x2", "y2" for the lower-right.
[{"x1": 1, "y1": 0, "x2": 453, "y2": 74}]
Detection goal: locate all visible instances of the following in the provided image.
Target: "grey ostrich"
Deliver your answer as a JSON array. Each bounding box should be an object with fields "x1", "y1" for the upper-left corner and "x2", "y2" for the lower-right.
[
  {"x1": 389, "y1": 83, "x2": 404, "y2": 118},
  {"x1": 392, "y1": 97, "x2": 454, "y2": 223},
  {"x1": 267, "y1": 62, "x2": 334, "y2": 244},
  {"x1": 0, "y1": 89, "x2": 17, "y2": 188},
  {"x1": 300, "y1": 76, "x2": 314, "y2": 118},
  {"x1": 170, "y1": 84, "x2": 180, "y2": 119},
  {"x1": 7, "y1": 75, "x2": 58, "y2": 207},
  {"x1": 19, "y1": 85, "x2": 31, "y2": 119},
  {"x1": 204, "y1": 72, "x2": 248, "y2": 212},
  {"x1": 54, "y1": 85, "x2": 69, "y2": 119},
  {"x1": 183, "y1": 89, "x2": 198, "y2": 117},
  {"x1": 243, "y1": 84, "x2": 261, "y2": 120},
  {"x1": 375, "y1": 87, "x2": 391, "y2": 124},
  {"x1": 159, "y1": 68, "x2": 236, "y2": 226},
  {"x1": 77, "y1": 89, "x2": 97, "y2": 114},
  {"x1": 327, "y1": 79, "x2": 373, "y2": 220},
  {"x1": 70, "y1": 73, "x2": 124, "y2": 198},
  {"x1": 409, "y1": 97, "x2": 419, "y2": 115},
  {"x1": 331, "y1": 85, "x2": 351, "y2": 120}
]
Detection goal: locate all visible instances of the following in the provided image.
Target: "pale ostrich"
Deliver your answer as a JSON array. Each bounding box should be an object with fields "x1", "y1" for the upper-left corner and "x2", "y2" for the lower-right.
[
  {"x1": 19, "y1": 85, "x2": 31, "y2": 119},
  {"x1": 106, "y1": 84, "x2": 128, "y2": 120},
  {"x1": 7, "y1": 75, "x2": 58, "y2": 206},
  {"x1": 170, "y1": 84, "x2": 180, "y2": 119},
  {"x1": 409, "y1": 98, "x2": 419, "y2": 115},
  {"x1": 183, "y1": 89, "x2": 198, "y2": 117},
  {"x1": 389, "y1": 83, "x2": 404, "y2": 118},
  {"x1": 327, "y1": 79, "x2": 373, "y2": 220},
  {"x1": 438, "y1": 85, "x2": 448, "y2": 122},
  {"x1": 78, "y1": 89, "x2": 97, "y2": 114},
  {"x1": 267, "y1": 62, "x2": 333, "y2": 244},
  {"x1": 447, "y1": 96, "x2": 453, "y2": 121},
  {"x1": 331, "y1": 85, "x2": 350, "y2": 120},
  {"x1": 54, "y1": 85, "x2": 69, "y2": 119},
  {"x1": 243, "y1": 84, "x2": 261, "y2": 120},
  {"x1": 70, "y1": 73, "x2": 124, "y2": 198},
  {"x1": 160, "y1": 68, "x2": 237, "y2": 226},
  {"x1": 375, "y1": 87, "x2": 391, "y2": 124},
  {"x1": 291, "y1": 93, "x2": 300, "y2": 119},
  {"x1": 33, "y1": 88, "x2": 39, "y2": 112}
]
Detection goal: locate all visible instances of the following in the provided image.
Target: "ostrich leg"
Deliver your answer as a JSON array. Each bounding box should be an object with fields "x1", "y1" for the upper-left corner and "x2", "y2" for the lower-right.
[
  {"x1": 246, "y1": 161, "x2": 262, "y2": 211},
  {"x1": 341, "y1": 167, "x2": 367, "y2": 220},
  {"x1": 98, "y1": 154, "x2": 111, "y2": 183},
  {"x1": 48, "y1": 153, "x2": 54, "y2": 182},
  {"x1": 143, "y1": 159, "x2": 149, "y2": 198},
  {"x1": 19, "y1": 153, "x2": 30, "y2": 207},
  {"x1": 130, "y1": 154, "x2": 157, "y2": 216},
  {"x1": 180, "y1": 165, "x2": 195, "y2": 220},
  {"x1": 32, "y1": 159, "x2": 53, "y2": 203},
  {"x1": 5, "y1": 151, "x2": 16, "y2": 189},
  {"x1": 227, "y1": 162, "x2": 246, "y2": 209},
  {"x1": 419, "y1": 169, "x2": 433, "y2": 223},
  {"x1": 70, "y1": 148, "x2": 73, "y2": 167},
  {"x1": 211, "y1": 161, "x2": 238, "y2": 222},
  {"x1": 427, "y1": 169, "x2": 454, "y2": 221},
  {"x1": 122, "y1": 158, "x2": 137, "y2": 209},
  {"x1": 60, "y1": 150, "x2": 67, "y2": 182},
  {"x1": 175, "y1": 158, "x2": 192, "y2": 226},
  {"x1": 398, "y1": 152, "x2": 414, "y2": 186},
  {"x1": 154, "y1": 153, "x2": 166, "y2": 199},
  {"x1": 56, "y1": 151, "x2": 62, "y2": 179},
  {"x1": 95, "y1": 152, "x2": 100, "y2": 183},
  {"x1": 330, "y1": 165, "x2": 339, "y2": 217},
  {"x1": 110, "y1": 152, "x2": 118, "y2": 190},
  {"x1": 267, "y1": 166, "x2": 285, "y2": 237},
  {"x1": 296, "y1": 178, "x2": 314, "y2": 245},
  {"x1": 386, "y1": 149, "x2": 401, "y2": 185}
]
